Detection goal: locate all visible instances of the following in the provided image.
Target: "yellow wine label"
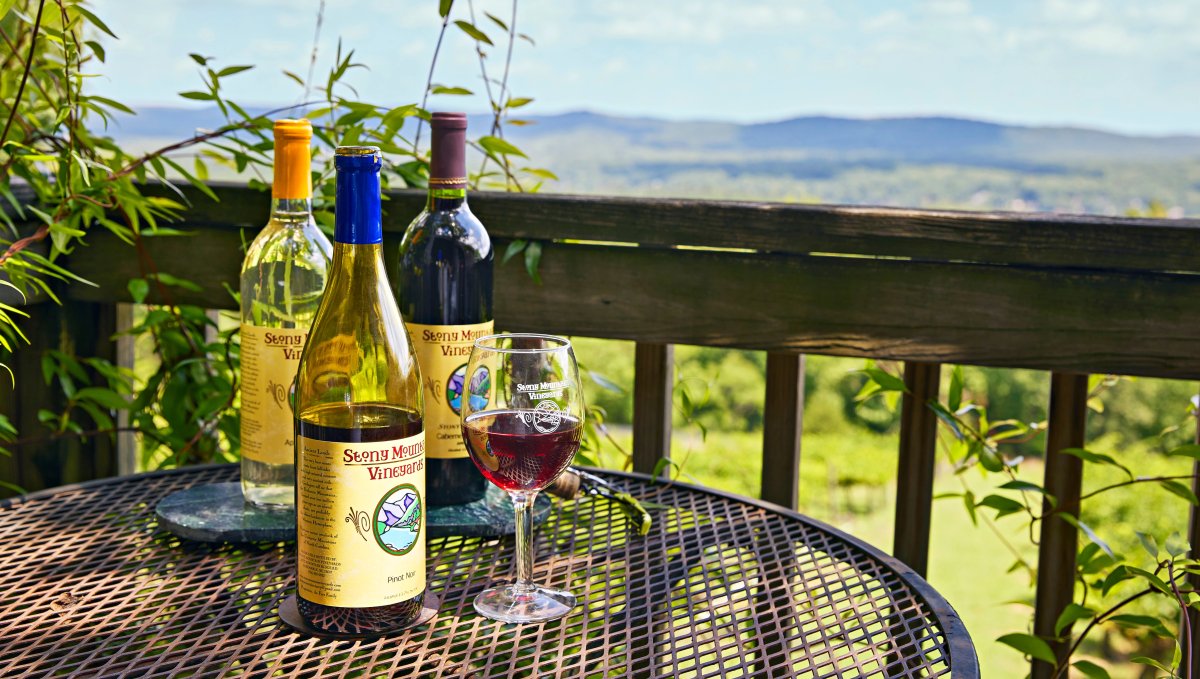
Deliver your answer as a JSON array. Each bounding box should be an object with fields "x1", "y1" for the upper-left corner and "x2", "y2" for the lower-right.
[
  {"x1": 408, "y1": 321, "x2": 494, "y2": 459},
  {"x1": 240, "y1": 325, "x2": 307, "y2": 465},
  {"x1": 296, "y1": 432, "x2": 426, "y2": 608}
]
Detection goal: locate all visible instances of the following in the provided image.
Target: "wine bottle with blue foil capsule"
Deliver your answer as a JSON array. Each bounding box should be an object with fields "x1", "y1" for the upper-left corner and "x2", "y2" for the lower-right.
[
  {"x1": 397, "y1": 112, "x2": 493, "y2": 507},
  {"x1": 293, "y1": 146, "x2": 427, "y2": 636}
]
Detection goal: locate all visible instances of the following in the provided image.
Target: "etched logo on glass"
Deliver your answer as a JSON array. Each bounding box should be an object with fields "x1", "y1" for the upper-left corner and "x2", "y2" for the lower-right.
[{"x1": 531, "y1": 400, "x2": 563, "y2": 434}]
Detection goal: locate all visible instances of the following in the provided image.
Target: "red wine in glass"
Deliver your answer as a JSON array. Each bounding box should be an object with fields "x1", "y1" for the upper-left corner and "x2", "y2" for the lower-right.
[{"x1": 462, "y1": 410, "x2": 582, "y2": 492}]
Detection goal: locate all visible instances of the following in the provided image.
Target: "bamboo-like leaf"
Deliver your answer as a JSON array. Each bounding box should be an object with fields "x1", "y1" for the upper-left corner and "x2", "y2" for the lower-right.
[
  {"x1": 948, "y1": 365, "x2": 963, "y2": 412},
  {"x1": 216, "y1": 65, "x2": 254, "y2": 78},
  {"x1": 71, "y1": 4, "x2": 117, "y2": 39},
  {"x1": 431, "y1": 85, "x2": 473, "y2": 96},
  {"x1": 478, "y1": 135, "x2": 527, "y2": 158},
  {"x1": 524, "y1": 241, "x2": 543, "y2": 285},
  {"x1": 454, "y1": 20, "x2": 493, "y2": 45},
  {"x1": 502, "y1": 239, "x2": 526, "y2": 264}
]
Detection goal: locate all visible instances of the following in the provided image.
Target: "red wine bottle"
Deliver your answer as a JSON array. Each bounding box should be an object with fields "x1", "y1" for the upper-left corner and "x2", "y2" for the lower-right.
[{"x1": 396, "y1": 112, "x2": 492, "y2": 507}]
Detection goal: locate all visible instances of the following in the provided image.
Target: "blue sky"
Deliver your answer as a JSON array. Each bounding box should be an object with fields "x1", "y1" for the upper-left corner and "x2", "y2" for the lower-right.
[{"x1": 89, "y1": 0, "x2": 1200, "y2": 135}]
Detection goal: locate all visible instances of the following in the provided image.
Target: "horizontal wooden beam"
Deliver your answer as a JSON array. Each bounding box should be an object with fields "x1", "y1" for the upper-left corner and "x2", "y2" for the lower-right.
[
  {"x1": 143, "y1": 183, "x2": 1200, "y2": 274},
  {"x1": 66, "y1": 227, "x2": 1200, "y2": 379},
  {"x1": 495, "y1": 243, "x2": 1200, "y2": 378}
]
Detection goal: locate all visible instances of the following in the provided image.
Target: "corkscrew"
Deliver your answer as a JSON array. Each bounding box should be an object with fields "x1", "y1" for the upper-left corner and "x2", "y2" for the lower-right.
[{"x1": 546, "y1": 468, "x2": 656, "y2": 537}]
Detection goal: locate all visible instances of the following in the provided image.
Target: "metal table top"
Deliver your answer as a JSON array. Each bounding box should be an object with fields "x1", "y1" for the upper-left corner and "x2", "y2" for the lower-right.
[{"x1": 0, "y1": 464, "x2": 977, "y2": 678}]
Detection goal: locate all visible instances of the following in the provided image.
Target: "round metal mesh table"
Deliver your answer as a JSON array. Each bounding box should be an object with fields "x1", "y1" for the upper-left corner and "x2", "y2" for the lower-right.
[{"x1": 0, "y1": 465, "x2": 977, "y2": 678}]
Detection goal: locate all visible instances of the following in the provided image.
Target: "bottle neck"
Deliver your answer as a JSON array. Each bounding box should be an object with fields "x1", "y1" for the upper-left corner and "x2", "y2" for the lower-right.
[
  {"x1": 334, "y1": 170, "x2": 382, "y2": 245},
  {"x1": 273, "y1": 134, "x2": 312, "y2": 203},
  {"x1": 270, "y1": 197, "x2": 313, "y2": 221},
  {"x1": 330, "y1": 241, "x2": 386, "y2": 274},
  {"x1": 426, "y1": 187, "x2": 466, "y2": 211}
]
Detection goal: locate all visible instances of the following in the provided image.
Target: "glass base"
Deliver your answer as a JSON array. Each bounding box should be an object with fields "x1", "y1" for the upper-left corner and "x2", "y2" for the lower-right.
[{"x1": 473, "y1": 584, "x2": 575, "y2": 624}]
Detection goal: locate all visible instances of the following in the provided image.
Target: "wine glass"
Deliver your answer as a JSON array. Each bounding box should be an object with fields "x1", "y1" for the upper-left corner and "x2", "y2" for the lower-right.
[{"x1": 461, "y1": 333, "x2": 584, "y2": 623}]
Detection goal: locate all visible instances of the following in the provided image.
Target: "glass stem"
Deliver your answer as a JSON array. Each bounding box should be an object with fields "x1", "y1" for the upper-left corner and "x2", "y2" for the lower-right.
[{"x1": 511, "y1": 492, "x2": 536, "y2": 596}]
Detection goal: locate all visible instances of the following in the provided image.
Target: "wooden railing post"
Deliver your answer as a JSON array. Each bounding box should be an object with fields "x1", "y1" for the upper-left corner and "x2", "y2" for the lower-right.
[
  {"x1": 632, "y1": 342, "x2": 674, "y2": 476},
  {"x1": 761, "y1": 352, "x2": 804, "y2": 509},
  {"x1": 1185, "y1": 387, "x2": 1200, "y2": 678},
  {"x1": 1032, "y1": 373, "x2": 1089, "y2": 679},
  {"x1": 115, "y1": 303, "x2": 138, "y2": 475},
  {"x1": 893, "y1": 361, "x2": 942, "y2": 576}
]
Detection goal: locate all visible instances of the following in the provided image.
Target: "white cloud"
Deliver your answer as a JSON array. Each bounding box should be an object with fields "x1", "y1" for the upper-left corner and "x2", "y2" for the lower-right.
[
  {"x1": 595, "y1": 1, "x2": 835, "y2": 44},
  {"x1": 921, "y1": 0, "x2": 972, "y2": 16}
]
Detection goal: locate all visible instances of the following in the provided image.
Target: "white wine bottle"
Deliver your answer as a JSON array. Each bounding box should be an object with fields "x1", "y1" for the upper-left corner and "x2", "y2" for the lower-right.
[
  {"x1": 240, "y1": 119, "x2": 332, "y2": 508},
  {"x1": 293, "y1": 146, "x2": 427, "y2": 636}
]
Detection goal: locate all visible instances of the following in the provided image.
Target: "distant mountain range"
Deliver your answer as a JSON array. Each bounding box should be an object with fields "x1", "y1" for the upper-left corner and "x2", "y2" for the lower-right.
[
  {"x1": 114, "y1": 107, "x2": 1200, "y2": 163},
  {"x1": 111, "y1": 107, "x2": 1200, "y2": 214}
]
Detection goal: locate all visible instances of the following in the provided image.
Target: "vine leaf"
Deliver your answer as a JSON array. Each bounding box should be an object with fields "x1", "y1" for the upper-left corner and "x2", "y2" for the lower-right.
[
  {"x1": 1167, "y1": 444, "x2": 1200, "y2": 459},
  {"x1": 1131, "y1": 656, "x2": 1174, "y2": 673},
  {"x1": 127, "y1": 279, "x2": 149, "y2": 304},
  {"x1": 1071, "y1": 660, "x2": 1111, "y2": 679},
  {"x1": 1059, "y1": 514, "x2": 1114, "y2": 558},
  {"x1": 1054, "y1": 603, "x2": 1094, "y2": 636},
  {"x1": 1061, "y1": 448, "x2": 1133, "y2": 479},
  {"x1": 977, "y1": 494, "x2": 1024, "y2": 519},
  {"x1": 996, "y1": 633, "x2": 1056, "y2": 664},
  {"x1": 1159, "y1": 479, "x2": 1199, "y2": 505},
  {"x1": 1109, "y1": 614, "x2": 1171, "y2": 637}
]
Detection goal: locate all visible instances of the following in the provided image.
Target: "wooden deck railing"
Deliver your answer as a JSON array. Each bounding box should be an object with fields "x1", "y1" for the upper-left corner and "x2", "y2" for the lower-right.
[{"x1": 4, "y1": 182, "x2": 1200, "y2": 677}]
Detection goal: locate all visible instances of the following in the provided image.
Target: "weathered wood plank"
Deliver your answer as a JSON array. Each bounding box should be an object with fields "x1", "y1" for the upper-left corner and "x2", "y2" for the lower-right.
[
  {"x1": 491, "y1": 245, "x2": 1200, "y2": 378},
  {"x1": 893, "y1": 361, "x2": 941, "y2": 577},
  {"x1": 1032, "y1": 373, "x2": 1089, "y2": 679},
  {"x1": 67, "y1": 232, "x2": 1200, "y2": 379},
  {"x1": 147, "y1": 183, "x2": 1200, "y2": 273},
  {"x1": 632, "y1": 343, "x2": 673, "y2": 476},
  {"x1": 761, "y1": 353, "x2": 804, "y2": 509},
  {"x1": 0, "y1": 301, "x2": 119, "y2": 497}
]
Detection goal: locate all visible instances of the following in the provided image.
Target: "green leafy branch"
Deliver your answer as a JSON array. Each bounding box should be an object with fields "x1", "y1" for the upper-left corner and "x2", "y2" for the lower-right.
[{"x1": 858, "y1": 360, "x2": 1200, "y2": 675}]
